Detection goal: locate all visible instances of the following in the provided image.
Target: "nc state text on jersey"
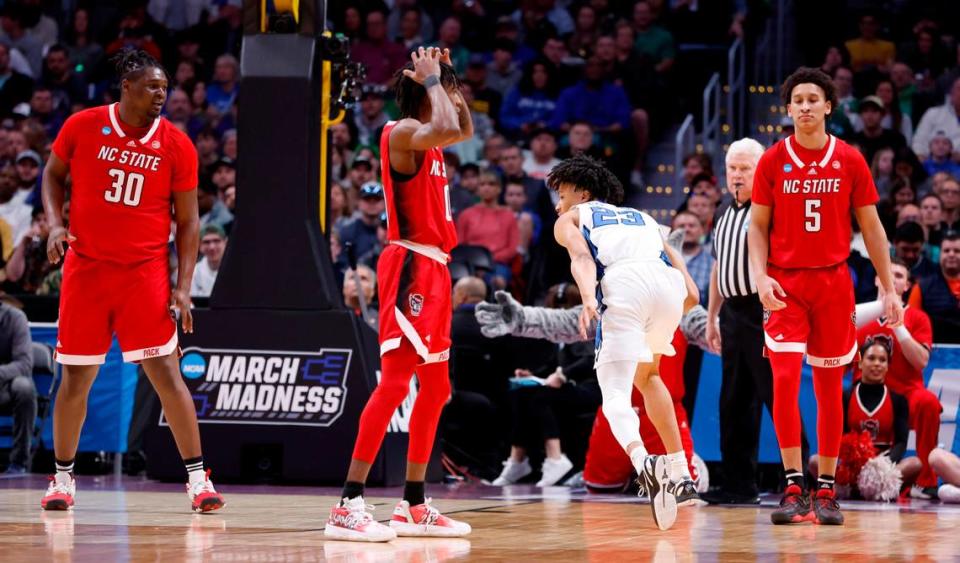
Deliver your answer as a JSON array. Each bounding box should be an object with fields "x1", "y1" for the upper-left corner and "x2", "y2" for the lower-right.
[
  {"x1": 781, "y1": 178, "x2": 841, "y2": 194},
  {"x1": 97, "y1": 145, "x2": 162, "y2": 172}
]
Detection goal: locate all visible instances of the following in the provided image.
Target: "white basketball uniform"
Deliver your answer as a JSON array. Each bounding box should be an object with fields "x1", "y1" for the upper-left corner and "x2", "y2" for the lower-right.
[{"x1": 577, "y1": 201, "x2": 687, "y2": 366}]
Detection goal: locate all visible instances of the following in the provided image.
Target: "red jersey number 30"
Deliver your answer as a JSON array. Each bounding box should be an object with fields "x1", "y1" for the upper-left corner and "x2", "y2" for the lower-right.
[{"x1": 104, "y1": 168, "x2": 145, "y2": 207}]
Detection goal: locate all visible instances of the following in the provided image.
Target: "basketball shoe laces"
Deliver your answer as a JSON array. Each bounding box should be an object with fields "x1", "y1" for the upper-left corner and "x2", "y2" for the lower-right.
[
  {"x1": 412, "y1": 498, "x2": 442, "y2": 526},
  {"x1": 338, "y1": 500, "x2": 377, "y2": 529},
  {"x1": 46, "y1": 476, "x2": 72, "y2": 496},
  {"x1": 189, "y1": 469, "x2": 217, "y2": 497}
]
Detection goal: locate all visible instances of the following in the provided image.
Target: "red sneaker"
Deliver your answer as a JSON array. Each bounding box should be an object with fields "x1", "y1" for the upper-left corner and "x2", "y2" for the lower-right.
[
  {"x1": 186, "y1": 469, "x2": 225, "y2": 513},
  {"x1": 390, "y1": 499, "x2": 472, "y2": 537},
  {"x1": 41, "y1": 474, "x2": 75, "y2": 511},
  {"x1": 325, "y1": 496, "x2": 397, "y2": 542}
]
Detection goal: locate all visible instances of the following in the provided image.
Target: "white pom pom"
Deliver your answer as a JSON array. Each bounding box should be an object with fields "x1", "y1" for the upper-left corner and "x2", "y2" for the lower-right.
[{"x1": 857, "y1": 456, "x2": 902, "y2": 502}]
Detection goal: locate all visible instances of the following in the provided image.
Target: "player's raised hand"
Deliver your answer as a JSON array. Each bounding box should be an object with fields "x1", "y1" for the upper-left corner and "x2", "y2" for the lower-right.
[
  {"x1": 438, "y1": 47, "x2": 453, "y2": 67},
  {"x1": 880, "y1": 288, "x2": 904, "y2": 328},
  {"x1": 170, "y1": 288, "x2": 194, "y2": 334},
  {"x1": 579, "y1": 296, "x2": 600, "y2": 339},
  {"x1": 403, "y1": 47, "x2": 442, "y2": 85},
  {"x1": 757, "y1": 274, "x2": 787, "y2": 311},
  {"x1": 46, "y1": 226, "x2": 76, "y2": 264}
]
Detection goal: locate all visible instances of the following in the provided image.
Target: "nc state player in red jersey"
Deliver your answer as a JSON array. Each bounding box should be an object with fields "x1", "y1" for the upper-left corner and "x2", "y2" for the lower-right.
[
  {"x1": 324, "y1": 47, "x2": 474, "y2": 543},
  {"x1": 748, "y1": 68, "x2": 903, "y2": 525},
  {"x1": 40, "y1": 50, "x2": 224, "y2": 513}
]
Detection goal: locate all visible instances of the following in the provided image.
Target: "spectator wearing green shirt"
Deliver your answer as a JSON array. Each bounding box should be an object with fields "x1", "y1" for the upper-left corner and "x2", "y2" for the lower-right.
[{"x1": 632, "y1": 1, "x2": 675, "y2": 74}]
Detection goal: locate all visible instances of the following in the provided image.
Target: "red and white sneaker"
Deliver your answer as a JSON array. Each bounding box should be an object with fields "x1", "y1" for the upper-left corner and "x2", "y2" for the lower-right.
[
  {"x1": 325, "y1": 496, "x2": 397, "y2": 542},
  {"x1": 390, "y1": 499, "x2": 472, "y2": 537},
  {"x1": 41, "y1": 474, "x2": 75, "y2": 511},
  {"x1": 186, "y1": 469, "x2": 225, "y2": 513}
]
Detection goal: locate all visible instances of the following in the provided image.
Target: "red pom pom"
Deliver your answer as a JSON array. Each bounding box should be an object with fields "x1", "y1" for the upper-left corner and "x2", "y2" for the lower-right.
[{"x1": 835, "y1": 431, "x2": 877, "y2": 487}]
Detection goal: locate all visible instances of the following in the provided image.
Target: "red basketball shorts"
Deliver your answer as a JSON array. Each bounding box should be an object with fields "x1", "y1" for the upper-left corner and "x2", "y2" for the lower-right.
[
  {"x1": 763, "y1": 262, "x2": 857, "y2": 367},
  {"x1": 55, "y1": 250, "x2": 177, "y2": 365},
  {"x1": 377, "y1": 244, "x2": 451, "y2": 365}
]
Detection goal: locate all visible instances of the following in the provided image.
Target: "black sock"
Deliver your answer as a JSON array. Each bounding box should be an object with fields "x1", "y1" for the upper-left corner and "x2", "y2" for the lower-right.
[
  {"x1": 785, "y1": 469, "x2": 804, "y2": 490},
  {"x1": 55, "y1": 458, "x2": 75, "y2": 475},
  {"x1": 403, "y1": 481, "x2": 425, "y2": 507},
  {"x1": 818, "y1": 474, "x2": 835, "y2": 491},
  {"x1": 184, "y1": 456, "x2": 204, "y2": 479},
  {"x1": 341, "y1": 480, "x2": 365, "y2": 502}
]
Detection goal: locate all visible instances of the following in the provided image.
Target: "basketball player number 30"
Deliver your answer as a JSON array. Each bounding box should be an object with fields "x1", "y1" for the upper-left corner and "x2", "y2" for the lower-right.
[
  {"x1": 805, "y1": 199, "x2": 821, "y2": 232},
  {"x1": 104, "y1": 168, "x2": 145, "y2": 207}
]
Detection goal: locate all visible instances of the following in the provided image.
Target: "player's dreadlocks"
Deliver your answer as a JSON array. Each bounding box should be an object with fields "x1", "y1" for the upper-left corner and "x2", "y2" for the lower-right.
[
  {"x1": 392, "y1": 61, "x2": 460, "y2": 119},
  {"x1": 780, "y1": 66, "x2": 838, "y2": 109},
  {"x1": 111, "y1": 48, "x2": 164, "y2": 81},
  {"x1": 546, "y1": 154, "x2": 625, "y2": 206}
]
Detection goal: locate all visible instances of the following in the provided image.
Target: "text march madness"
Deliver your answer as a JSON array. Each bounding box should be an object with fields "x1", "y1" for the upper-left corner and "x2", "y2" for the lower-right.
[{"x1": 160, "y1": 347, "x2": 353, "y2": 428}]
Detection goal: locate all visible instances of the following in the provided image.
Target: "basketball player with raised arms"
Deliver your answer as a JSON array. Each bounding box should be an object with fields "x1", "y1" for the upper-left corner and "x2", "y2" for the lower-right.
[
  {"x1": 325, "y1": 47, "x2": 474, "y2": 542},
  {"x1": 748, "y1": 67, "x2": 903, "y2": 525},
  {"x1": 550, "y1": 154, "x2": 702, "y2": 531},
  {"x1": 41, "y1": 49, "x2": 224, "y2": 513}
]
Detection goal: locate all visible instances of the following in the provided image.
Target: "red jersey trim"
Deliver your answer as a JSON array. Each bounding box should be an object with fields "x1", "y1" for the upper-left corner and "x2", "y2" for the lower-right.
[
  {"x1": 784, "y1": 134, "x2": 837, "y2": 169},
  {"x1": 108, "y1": 103, "x2": 161, "y2": 144}
]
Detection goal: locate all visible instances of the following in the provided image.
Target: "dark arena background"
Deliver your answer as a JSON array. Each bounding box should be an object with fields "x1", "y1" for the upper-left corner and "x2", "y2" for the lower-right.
[{"x1": 1, "y1": 0, "x2": 960, "y2": 559}]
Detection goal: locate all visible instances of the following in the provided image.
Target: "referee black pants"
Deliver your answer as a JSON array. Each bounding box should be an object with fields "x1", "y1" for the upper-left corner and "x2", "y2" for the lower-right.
[{"x1": 718, "y1": 294, "x2": 807, "y2": 494}]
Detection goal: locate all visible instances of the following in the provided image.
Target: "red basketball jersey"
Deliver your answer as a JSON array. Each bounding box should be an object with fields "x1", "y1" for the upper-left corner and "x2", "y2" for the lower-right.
[
  {"x1": 847, "y1": 382, "x2": 895, "y2": 449},
  {"x1": 752, "y1": 135, "x2": 878, "y2": 269},
  {"x1": 379, "y1": 121, "x2": 457, "y2": 253},
  {"x1": 856, "y1": 307, "x2": 933, "y2": 395},
  {"x1": 52, "y1": 103, "x2": 198, "y2": 264}
]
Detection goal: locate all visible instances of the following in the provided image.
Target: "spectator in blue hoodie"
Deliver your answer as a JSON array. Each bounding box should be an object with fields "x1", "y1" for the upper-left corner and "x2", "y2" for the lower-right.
[
  {"x1": 500, "y1": 60, "x2": 559, "y2": 141},
  {"x1": 549, "y1": 56, "x2": 631, "y2": 135}
]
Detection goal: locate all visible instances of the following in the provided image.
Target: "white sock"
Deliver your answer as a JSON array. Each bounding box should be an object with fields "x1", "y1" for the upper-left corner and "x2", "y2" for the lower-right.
[
  {"x1": 666, "y1": 451, "x2": 691, "y2": 482},
  {"x1": 185, "y1": 458, "x2": 206, "y2": 486},
  {"x1": 54, "y1": 459, "x2": 74, "y2": 485},
  {"x1": 629, "y1": 445, "x2": 650, "y2": 474}
]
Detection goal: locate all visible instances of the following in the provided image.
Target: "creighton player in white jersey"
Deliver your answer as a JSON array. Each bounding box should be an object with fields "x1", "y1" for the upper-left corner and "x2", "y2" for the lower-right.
[{"x1": 549, "y1": 155, "x2": 701, "y2": 531}]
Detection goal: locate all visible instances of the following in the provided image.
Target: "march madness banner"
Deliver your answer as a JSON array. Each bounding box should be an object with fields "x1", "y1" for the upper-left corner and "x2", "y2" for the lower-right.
[{"x1": 160, "y1": 347, "x2": 353, "y2": 428}]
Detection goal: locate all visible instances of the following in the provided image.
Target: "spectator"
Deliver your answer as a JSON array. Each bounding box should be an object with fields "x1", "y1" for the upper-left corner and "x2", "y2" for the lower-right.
[
  {"x1": 395, "y1": 7, "x2": 426, "y2": 50},
  {"x1": 329, "y1": 182, "x2": 353, "y2": 233},
  {"x1": 163, "y1": 87, "x2": 193, "y2": 127},
  {"x1": 874, "y1": 78, "x2": 913, "y2": 145},
  {"x1": 0, "y1": 42, "x2": 32, "y2": 118},
  {"x1": 479, "y1": 134, "x2": 506, "y2": 169},
  {"x1": 897, "y1": 203, "x2": 921, "y2": 228},
  {"x1": 523, "y1": 128, "x2": 561, "y2": 182},
  {"x1": 690, "y1": 172, "x2": 722, "y2": 206},
  {"x1": 936, "y1": 175, "x2": 960, "y2": 230},
  {"x1": 498, "y1": 143, "x2": 553, "y2": 226},
  {"x1": 28, "y1": 86, "x2": 63, "y2": 139},
  {"x1": 354, "y1": 84, "x2": 390, "y2": 147},
  {"x1": 342, "y1": 264, "x2": 377, "y2": 322},
  {"x1": 908, "y1": 231, "x2": 960, "y2": 343},
  {"x1": 338, "y1": 6, "x2": 363, "y2": 40},
  {"x1": 0, "y1": 6, "x2": 43, "y2": 77},
  {"x1": 195, "y1": 128, "x2": 219, "y2": 168},
  {"x1": 351, "y1": 9, "x2": 407, "y2": 86},
  {"x1": 920, "y1": 193, "x2": 945, "y2": 256},
  {"x1": 197, "y1": 179, "x2": 233, "y2": 230},
  {"x1": 358, "y1": 211, "x2": 388, "y2": 270},
  {"x1": 63, "y1": 8, "x2": 103, "y2": 85},
  {"x1": 671, "y1": 211, "x2": 713, "y2": 306},
  {"x1": 852, "y1": 95, "x2": 907, "y2": 165},
  {"x1": 0, "y1": 299, "x2": 33, "y2": 474},
  {"x1": 0, "y1": 165, "x2": 30, "y2": 244},
  {"x1": 539, "y1": 36, "x2": 578, "y2": 90},
  {"x1": 486, "y1": 39, "x2": 522, "y2": 100},
  {"x1": 550, "y1": 56, "x2": 631, "y2": 137},
  {"x1": 879, "y1": 178, "x2": 917, "y2": 234},
  {"x1": 12, "y1": 149, "x2": 39, "y2": 206},
  {"x1": 893, "y1": 146, "x2": 927, "y2": 189},
  {"x1": 337, "y1": 181, "x2": 385, "y2": 263},
  {"x1": 819, "y1": 45, "x2": 845, "y2": 77},
  {"x1": 458, "y1": 82, "x2": 493, "y2": 142},
  {"x1": 504, "y1": 180, "x2": 539, "y2": 255},
  {"x1": 568, "y1": 4, "x2": 600, "y2": 58},
  {"x1": 449, "y1": 161, "x2": 479, "y2": 220},
  {"x1": 922, "y1": 132, "x2": 960, "y2": 179},
  {"x1": 456, "y1": 171, "x2": 520, "y2": 288},
  {"x1": 686, "y1": 192, "x2": 716, "y2": 235},
  {"x1": 681, "y1": 153, "x2": 714, "y2": 187},
  {"x1": 871, "y1": 147, "x2": 896, "y2": 198},
  {"x1": 210, "y1": 157, "x2": 235, "y2": 192},
  {"x1": 432, "y1": 17, "x2": 469, "y2": 74},
  {"x1": 3, "y1": 206, "x2": 52, "y2": 293},
  {"x1": 894, "y1": 221, "x2": 938, "y2": 279},
  {"x1": 889, "y1": 62, "x2": 925, "y2": 124},
  {"x1": 844, "y1": 11, "x2": 895, "y2": 73},
  {"x1": 191, "y1": 224, "x2": 227, "y2": 298},
  {"x1": 913, "y1": 77, "x2": 960, "y2": 159},
  {"x1": 500, "y1": 60, "x2": 558, "y2": 140},
  {"x1": 41, "y1": 44, "x2": 87, "y2": 109},
  {"x1": 463, "y1": 55, "x2": 502, "y2": 124},
  {"x1": 899, "y1": 24, "x2": 950, "y2": 82},
  {"x1": 510, "y1": 0, "x2": 574, "y2": 40},
  {"x1": 205, "y1": 54, "x2": 239, "y2": 115},
  {"x1": 632, "y1": 0, "x2": 674, "y2": 75}
]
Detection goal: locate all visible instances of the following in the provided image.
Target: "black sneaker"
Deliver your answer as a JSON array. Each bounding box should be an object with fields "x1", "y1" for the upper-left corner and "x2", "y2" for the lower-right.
[
  {"x1": 639, "y1": 455, "x2": 677, "y2": 531},
  {"x1": 770, "y1": 484, "x2": 813, "y2": 525},
  {"x1": 812, "y1": 488, "x2": 844, "y2": 525},
  {"x1": 668, "y1": 479, "x2": 703, "y2": 507}
]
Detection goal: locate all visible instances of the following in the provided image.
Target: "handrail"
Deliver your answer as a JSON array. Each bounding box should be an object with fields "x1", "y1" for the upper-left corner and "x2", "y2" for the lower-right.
[
  {"x1": 702, "y1": 72, "x2": 721, "y2": 165},
  {"x1": 727, "y1": 37, "x2": 745, "y2": 138},
  {"x1": 674, "y1": 113, "x2": 695, "y2": 190}
]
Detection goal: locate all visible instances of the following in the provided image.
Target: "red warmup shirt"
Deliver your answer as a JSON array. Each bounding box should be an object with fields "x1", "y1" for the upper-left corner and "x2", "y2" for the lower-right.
[
  {"x1": 52, "y1": 103, "x2": 198, "y2": 264},
  {"x1": 856, "y1": 307, "x2": 933, "y2": 395},
  {"x1": 752, "y1": 134, "x2": 879, "y2": 269},
  {"x1": 379, "y1": 121, "x2": 458, "y2": 253}
]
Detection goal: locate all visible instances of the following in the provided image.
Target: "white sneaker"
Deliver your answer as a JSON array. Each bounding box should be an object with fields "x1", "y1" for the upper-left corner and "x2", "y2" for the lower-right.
[
  {"x1": 939, "y1": 484, "x2": 960, "y2": 504},
  {"x1": 492, "y1": 456, "x2": 532, "y2": 486},
  {"x1": 536, "y1": 455, "x2": 573, "y2": 487},
  {"x1": 640, "y1": 455, "x2": 677, "y2": 531},
  {"x1": 41, "y1": 473, "x2": 75, "y2": 510},
  {"x1": 325, "y1": 496, "x2": 397, "y2": 542},
  {"x1": 390, "y1": 499, "x2": 471, "y2": 537},
  {"x1": 186, "y1": 469, "x2": 225, "y2": 513}
]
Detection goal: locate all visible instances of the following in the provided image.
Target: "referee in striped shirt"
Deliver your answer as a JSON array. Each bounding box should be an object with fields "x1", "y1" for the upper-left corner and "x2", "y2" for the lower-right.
[{"x1": 701, "y1": 138, "x2": 776, "y2": 505}]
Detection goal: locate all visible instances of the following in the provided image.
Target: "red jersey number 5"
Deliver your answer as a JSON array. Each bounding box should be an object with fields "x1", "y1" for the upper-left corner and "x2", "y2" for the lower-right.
[
  {"x1": 104, "y1": 168, "x2": 144, "y2": 207},
  {"x1": 805, "y1": 199, "x2": 821, "y2": 232}
]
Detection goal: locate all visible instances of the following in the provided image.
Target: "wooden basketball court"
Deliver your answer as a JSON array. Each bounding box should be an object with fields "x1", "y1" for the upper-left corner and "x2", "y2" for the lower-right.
[{"x1": 1, "y1": 475, "x2": 957, "y2": 561}]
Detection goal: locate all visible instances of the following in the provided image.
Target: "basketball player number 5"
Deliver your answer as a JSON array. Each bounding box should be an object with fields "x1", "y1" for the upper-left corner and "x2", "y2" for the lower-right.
[
  {"x1": 104, "y1": 168, "x2": 144, "y2": 207},
  {"x1": 805, "y1": 199, "x2": 821, "y2": 232}
]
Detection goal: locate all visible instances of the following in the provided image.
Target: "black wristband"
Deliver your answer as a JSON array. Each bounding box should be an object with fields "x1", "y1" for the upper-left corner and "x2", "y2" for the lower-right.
[{"x1": 424, "y1": 74, "x2": 441, "y2": 89}]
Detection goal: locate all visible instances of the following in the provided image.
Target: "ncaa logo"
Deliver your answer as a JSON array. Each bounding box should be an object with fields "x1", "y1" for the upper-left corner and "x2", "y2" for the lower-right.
[
  {"x1": 180, "y1": 353, "x2": 206, "y2": 380},
  {"x1": 783, "y1": 164, "x2": 793, "y2": 173},
  {"x1": 101, "y1": 126, "x2": 112, "y2": 135},
  {"x1": 409, "y1": 293, "x2": 424, "y2": 316}
]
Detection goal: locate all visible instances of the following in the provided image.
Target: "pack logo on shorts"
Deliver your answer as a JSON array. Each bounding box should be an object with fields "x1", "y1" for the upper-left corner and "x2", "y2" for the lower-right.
[{"x1": 409, "y1": 293, "x2": 424, "y2": 316}]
